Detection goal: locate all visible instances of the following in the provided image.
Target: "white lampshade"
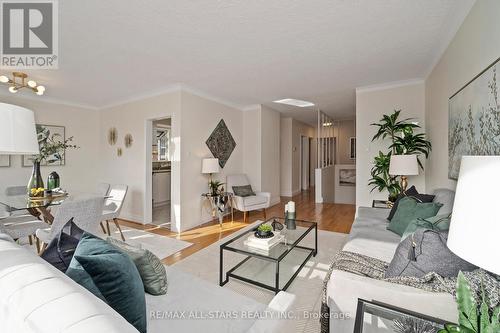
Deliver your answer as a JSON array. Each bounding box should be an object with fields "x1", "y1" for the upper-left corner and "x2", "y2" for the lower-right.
[
  {"x1": 389, "y1": 154, "x2": 419, "y2": 176},
  {"x1": 0, "y1": 103, "x2": 39, "y2": 155},
  {"x1": 448, "y1": 156, "x2": 500, "y2": 275},
  {"x1": 201, "y1": 158, "x2": 220, "y2": 174}
]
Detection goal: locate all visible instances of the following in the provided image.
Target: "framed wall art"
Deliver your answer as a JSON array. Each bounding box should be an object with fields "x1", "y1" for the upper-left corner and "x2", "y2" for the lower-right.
[
  {"x1": 448, "y1": 57, "x2": 500, "y2": 179},
  {"x1": 23, "y1": 124, "x2": 66, "y2": 167}
]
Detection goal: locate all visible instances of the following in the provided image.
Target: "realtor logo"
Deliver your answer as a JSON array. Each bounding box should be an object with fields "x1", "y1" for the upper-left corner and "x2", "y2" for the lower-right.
[{"x1": 0, "y1": 0, "x2": 58, "y2": 69}]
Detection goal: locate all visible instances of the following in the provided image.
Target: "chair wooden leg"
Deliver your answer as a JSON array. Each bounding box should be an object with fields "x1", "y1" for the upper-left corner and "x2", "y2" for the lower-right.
[
  {"x1": 39, "y1": 242, "x2": 47, "y2": 255},
  {"x1": 106, "y1": 220, "x2": 111, "y2": 236},
  {"x1": 100, "y1": 222, "x2": 107, "y2": 234},
  {"x1": 35, "y1": 236, "x2": 40, "y2": 253},
  {"x1": 113, "y1": 218, "x2": 125, "y2": 241},
  {"x1": 263, "y1": 208, "x2": 266, "y2": 219},
  {"x1": 28, "y1": 235, "x2": 33, "y2": 245}
]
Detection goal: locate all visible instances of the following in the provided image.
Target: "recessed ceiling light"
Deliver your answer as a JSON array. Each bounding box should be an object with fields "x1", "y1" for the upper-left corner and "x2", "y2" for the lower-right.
[
  {"x1": 323, "y1": 122, "x2": 333, "y2": 127},
  {"x1": 273, "y1": 98, "x2": 315, "y2": 107}
]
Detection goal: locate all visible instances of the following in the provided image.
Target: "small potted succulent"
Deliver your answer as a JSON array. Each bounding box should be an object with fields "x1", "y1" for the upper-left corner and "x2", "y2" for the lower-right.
[{"x1": 255, "y1": 223, "x2": 273, "y2": 238}]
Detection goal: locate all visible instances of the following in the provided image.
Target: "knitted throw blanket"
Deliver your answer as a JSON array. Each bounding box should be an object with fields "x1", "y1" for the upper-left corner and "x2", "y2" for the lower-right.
[{"x1": 320, "y1": 251, "x2": 500, "y2": 333}]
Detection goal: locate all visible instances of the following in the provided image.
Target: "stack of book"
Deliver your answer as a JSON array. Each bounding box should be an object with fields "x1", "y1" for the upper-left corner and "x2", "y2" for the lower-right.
[{"x1": 244, "y1": 232, "x2": 284, "y2": 255}]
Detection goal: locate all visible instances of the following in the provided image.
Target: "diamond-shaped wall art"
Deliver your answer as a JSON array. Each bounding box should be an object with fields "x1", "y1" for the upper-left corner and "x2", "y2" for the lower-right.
[{"x1": 205, "y1": 119, "x2": 236, "y2": 168}]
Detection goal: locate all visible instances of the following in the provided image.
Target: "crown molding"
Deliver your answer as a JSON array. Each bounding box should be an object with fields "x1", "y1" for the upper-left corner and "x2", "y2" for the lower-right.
[
  {"x1": 355, "y1": 78, "x2": 424, "y2": 94},
  {"x1": 0, "y1": 83, "x2": 256, "y2": 113},
  {"x1": 241, "y1": 104, "x2": 261, "y2": 111},
  {"x1": 99, "y1": 84, "x2": 183, "y2": 110},
  {"x1": 0, "y1": 91, "x2": 99, "y2": 111},
  {"x1": 179, "y1": 84, "x2": 246, "y2": 111}
]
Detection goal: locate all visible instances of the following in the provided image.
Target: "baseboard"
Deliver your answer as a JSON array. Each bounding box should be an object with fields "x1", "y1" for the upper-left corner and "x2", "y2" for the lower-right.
[{"x1": 119, "y1": 212, "x2": 144, "y2": 224}]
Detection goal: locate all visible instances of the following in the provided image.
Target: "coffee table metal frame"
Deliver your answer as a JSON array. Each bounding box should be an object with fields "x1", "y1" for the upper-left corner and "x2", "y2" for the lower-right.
[{"x1": 219, "y1": 218, "x2": 317, "y2": 294}]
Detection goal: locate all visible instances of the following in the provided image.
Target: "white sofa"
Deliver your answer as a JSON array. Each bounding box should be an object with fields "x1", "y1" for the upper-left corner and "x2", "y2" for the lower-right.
[
  {"x1": 327, "y1": 189, "x2": 457, "y2": 332},
  {"x1": 0, "y1": 233, "x2": 294, "y2": 333}
]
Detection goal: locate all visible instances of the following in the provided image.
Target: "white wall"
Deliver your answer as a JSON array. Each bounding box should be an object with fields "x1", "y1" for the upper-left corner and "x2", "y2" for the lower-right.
[
  {"x1": 99, "y1": 90, "x2": 246, "y2": 232},
  {"x1": 242, "y1": 105, "x2": 281, "y2": 205},
  {"x1": 243, "y1": 107, "x2": 261, "y2": 191},
  {"x1": 334, "y1": 119, "x2": 356, "y2": 165},
  {"x1": 99, "y1": 92, "x2": 181, "y2": 227},
  {"x1": 356, "y1": 81, "x2": 426, "y2": 207},
  {"x1": 179, "y1": 91, "x2": 244, "y2": 231},
  {"x1": 260, "y1": 106, "x2": 281, "y2": 205},
  {"x1": 425, "y1": 0, "x2": 500, "y2": 192},
  {"x1": 0, "y1": 96, "x2": 100, "y2": 194}
]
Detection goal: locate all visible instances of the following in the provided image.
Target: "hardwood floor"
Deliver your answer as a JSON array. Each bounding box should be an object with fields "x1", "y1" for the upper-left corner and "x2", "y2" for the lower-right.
[{"x1": 119, "y1": 188, "x2": 355, "y2": 265}]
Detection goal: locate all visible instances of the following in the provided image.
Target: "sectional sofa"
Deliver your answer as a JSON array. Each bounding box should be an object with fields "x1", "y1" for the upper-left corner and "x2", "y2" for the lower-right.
[
  {"x1": 0, "y1": 233, "x2": 294, "y2": 332},
  {"x1": 327, "y1": 189, "x2": 457, "y2": 332}
]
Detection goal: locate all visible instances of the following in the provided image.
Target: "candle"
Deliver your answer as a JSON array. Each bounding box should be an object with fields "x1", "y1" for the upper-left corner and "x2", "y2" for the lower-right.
[{"x1": 288, "y1": 201, "x2": 295, "y2": 213}]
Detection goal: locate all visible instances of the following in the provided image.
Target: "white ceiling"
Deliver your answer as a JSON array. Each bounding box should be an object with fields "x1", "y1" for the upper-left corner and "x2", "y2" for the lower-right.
[{"x1": 12, "y1": 0, "x2": 474, "y2": 124}]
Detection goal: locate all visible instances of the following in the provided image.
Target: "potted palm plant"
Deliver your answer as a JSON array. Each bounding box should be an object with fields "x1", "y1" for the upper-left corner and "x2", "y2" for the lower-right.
[{"x1": 368, "y1": 110, "x2": 431, "y2": 202}]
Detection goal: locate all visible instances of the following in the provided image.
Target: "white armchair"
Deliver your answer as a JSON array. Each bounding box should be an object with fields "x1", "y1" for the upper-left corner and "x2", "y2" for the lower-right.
[{"x1": 226, "y1": 174, "x2": 271, "y2": 222}]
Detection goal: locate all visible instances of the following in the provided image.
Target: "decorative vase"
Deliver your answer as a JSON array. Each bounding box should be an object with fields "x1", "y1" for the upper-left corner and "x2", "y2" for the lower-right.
[
  {"x1": 27, "y1": 161, "x2": 44, "y2": 197},
  {"x1": 47, "y1": 171, "x2": 60, "y2": 190}
]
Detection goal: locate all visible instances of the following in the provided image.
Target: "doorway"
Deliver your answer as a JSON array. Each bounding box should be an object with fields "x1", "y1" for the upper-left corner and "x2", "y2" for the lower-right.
[{"x1": 150, "y1": 118, "x2": 171, "y2": 229}]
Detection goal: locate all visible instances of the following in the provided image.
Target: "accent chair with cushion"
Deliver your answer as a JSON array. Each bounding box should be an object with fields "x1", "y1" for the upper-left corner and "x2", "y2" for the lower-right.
[
  {"x1": 101, "y1": 184, "x2": 128, "y2": 241},
  {"x1": 226, "y1": 174, "x2": 270, "y2": 222}
]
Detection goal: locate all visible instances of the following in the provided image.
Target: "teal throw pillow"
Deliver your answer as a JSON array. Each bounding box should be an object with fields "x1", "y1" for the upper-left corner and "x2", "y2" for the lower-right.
[
  {"x1": 66, "y1": 232, "x2": 117, "y2": 301},
  {"x1": 107, "y1": 237, "x2": 168, "y2": 295},
  {"x1": 387, "y1": 197, "x2": 442, "y2": 236},
  {"x1": 65, "y1": 232, "x2": 146, "y2": 333},
  {"x1": 77, "y1": 252, "x2": 146, "y2": 333},
  {"x1": 401, "y1": 214, "x2": 451, "y2": 241}
]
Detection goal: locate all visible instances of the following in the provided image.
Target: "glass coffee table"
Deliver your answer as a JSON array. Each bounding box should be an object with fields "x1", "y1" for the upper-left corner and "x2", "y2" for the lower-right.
[
  {"x1": 219, "y1": 217, "x2": 317, "y2": 294},
  {"x1": 354, "y1": 299, "x2": 450, "y2": 332}
]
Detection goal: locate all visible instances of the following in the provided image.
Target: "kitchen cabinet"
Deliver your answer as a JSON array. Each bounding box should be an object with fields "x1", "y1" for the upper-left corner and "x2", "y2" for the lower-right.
[{"x1": 152, "y1": 171, "x2": 170, "y2": 206}]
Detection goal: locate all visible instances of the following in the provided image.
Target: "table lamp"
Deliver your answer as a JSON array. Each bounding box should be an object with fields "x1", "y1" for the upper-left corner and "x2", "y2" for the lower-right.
[
  {"x1": 201, "y1": 158, "x2": 220, "y2": 187},
  {"x1": 389, "y1": 154, "x2": 419, "y2": 192},
  {"x1": 0, "y1": 103, "x2": 39, "y2": 154},
  {"x1": 448, "y1": 156, "x2": 500, "y2": 275}
]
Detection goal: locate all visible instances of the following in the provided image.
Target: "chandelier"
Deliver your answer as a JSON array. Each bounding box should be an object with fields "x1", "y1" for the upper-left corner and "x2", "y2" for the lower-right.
[{"x1": 0, "y1": 72, "x2": 45, "y2": 95}]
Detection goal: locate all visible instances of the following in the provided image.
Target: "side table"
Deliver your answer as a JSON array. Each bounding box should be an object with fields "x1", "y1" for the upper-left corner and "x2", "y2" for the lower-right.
[{"x1": 201, "y1": 192, "x2": 234, "y2": 227}]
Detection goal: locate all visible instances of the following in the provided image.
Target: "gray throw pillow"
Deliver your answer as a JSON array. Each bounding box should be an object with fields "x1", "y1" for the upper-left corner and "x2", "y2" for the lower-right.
[
  {"x1": 107, "y1": 238, "x2": 168, "y2": 295},
  {"x1": 385, "y1": 229, "x2": 476, "y2": 278},
  {"x1": 432, "y1": 188, "x2": 455, "y2": 216},
  {"x1": 232, "y1": 185, "x2": 255, "y2": 197}
]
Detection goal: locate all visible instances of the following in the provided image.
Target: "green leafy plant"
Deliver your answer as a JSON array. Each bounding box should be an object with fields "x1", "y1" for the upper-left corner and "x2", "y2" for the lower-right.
[
  {"x1": 257, "y1": 224, "x2": 272, "y2": 233},
  {"x1": 208, "y1": 180, "x2": 224, "y2": 196},
  {"x1": 438, "y1": 272, "x2": 500, "y2": 333},
  {"x1": 32, "y1": 125, "x2": 79, "y2": 164},
  {"x1": 369, "y1": 110, "x2": 431, "y2": 200}
]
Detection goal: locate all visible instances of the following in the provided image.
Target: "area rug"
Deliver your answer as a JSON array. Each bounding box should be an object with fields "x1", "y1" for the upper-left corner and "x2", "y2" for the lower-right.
[
  {"x1": 21, "y1": 226, "x2": 192, "y2": 260},
  {"x1": 104, "y1": 226, "x2": 192, "y2": 259},
  {"x1": 172, "y1": 221, "x2": 348, "y2": 333}
]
